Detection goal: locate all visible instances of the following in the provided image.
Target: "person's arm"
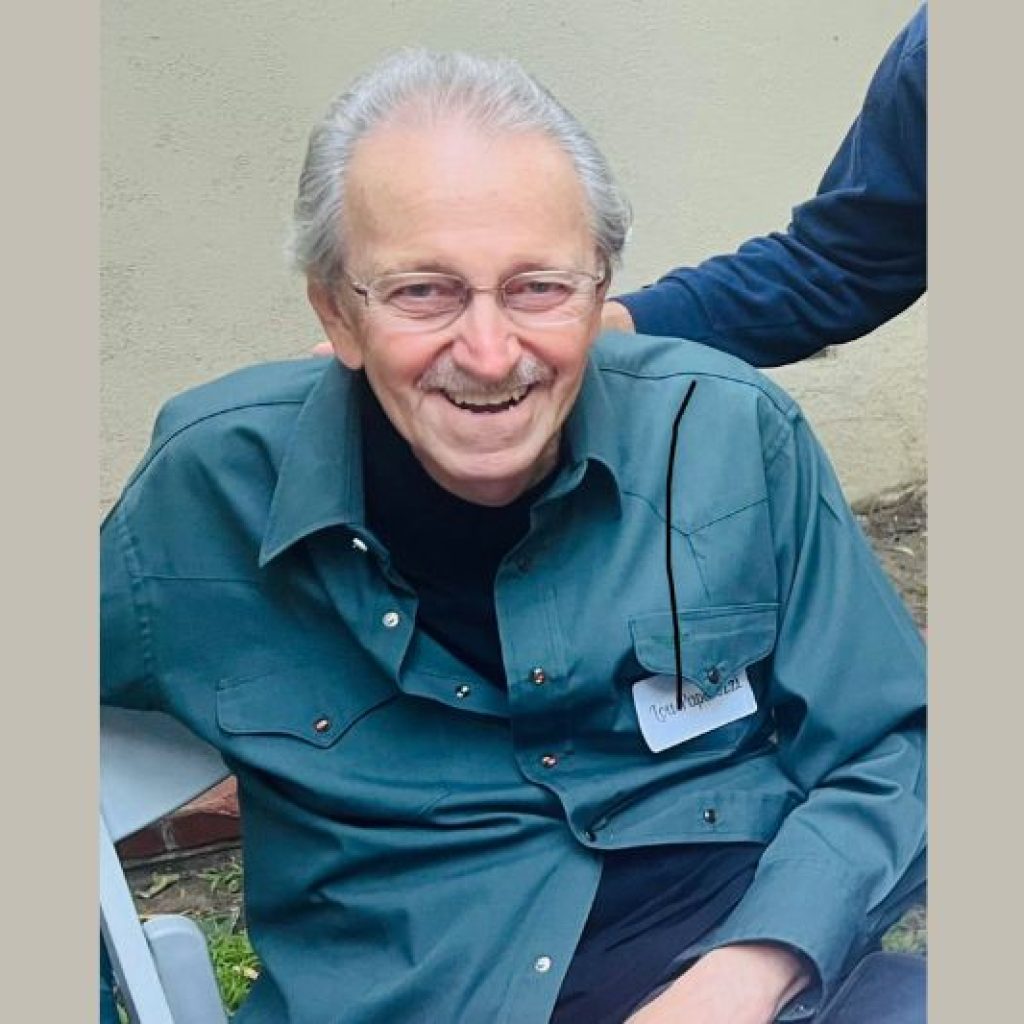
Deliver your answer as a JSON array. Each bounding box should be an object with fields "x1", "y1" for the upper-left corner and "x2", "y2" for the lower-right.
[
  {"x1": 101, "y1": 500, "x2": 157, "y2": 708},
  {"x1": 633, "y1": 405, "x2": 926, "y2": 1023},
  {"x1": 102, "y1": 406, "x2": 182, "y2": 712},
  {"x1": 626, "y1": 943, "x2": 811, "y2": 1024},
  {"x1": 615, "y1": 5, "x2": 927, "y2": 366}
]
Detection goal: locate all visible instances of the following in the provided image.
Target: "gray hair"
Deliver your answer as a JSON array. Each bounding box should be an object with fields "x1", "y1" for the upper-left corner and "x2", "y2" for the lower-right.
[{"x1": 288, "y1": 49, "x2": 632, "y2": 284}]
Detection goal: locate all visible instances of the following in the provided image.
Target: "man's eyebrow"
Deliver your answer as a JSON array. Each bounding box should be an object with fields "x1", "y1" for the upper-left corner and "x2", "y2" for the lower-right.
[
  {"x1": 373, "y1": 258, "x2": 573, "y2": 279},
  {"x1": 378, "y1": 259, "x2": 459, "y2": 276}
]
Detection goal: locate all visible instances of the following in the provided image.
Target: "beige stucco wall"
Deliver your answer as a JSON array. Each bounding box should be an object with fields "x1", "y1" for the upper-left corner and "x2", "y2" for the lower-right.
[{"x1": 101, "y1": 0, "x2": 925, "y2": 511}]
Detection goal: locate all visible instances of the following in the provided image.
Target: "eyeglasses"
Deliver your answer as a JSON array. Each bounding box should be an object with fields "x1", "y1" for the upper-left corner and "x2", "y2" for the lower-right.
[{"x1": 342, "y1": 267, "x2": 607, "y2": 332}]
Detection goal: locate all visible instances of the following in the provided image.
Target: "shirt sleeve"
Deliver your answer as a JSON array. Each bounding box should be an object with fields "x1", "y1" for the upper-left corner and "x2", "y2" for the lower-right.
[
  {"x1": 616, "y1": 5, "x2": 927, "y2": 366},
  {"x1": 101, "y1": 499, "x2": 159, "y2": 709},
  {"x1": 680, "y1": 408, "x2": 926, "y2": 1010}
]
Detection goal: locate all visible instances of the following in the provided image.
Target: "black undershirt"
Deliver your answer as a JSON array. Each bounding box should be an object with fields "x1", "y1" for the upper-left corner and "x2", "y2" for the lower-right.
[
  {"x1": 358, "y1": 377, "x2": 763, "y2": 1021},
  {"x1": 360, "y1": 375, "x2": 552, "y2": 684}
]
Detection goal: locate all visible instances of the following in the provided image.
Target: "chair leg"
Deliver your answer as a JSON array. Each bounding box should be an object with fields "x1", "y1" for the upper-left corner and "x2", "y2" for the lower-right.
[{"x1": 144, "y1": 915, "x2": 229, "y2": 1024}]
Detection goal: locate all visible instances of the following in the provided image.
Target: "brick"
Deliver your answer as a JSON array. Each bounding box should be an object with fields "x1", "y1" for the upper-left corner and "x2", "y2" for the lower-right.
[{"x1": 116, "y1": 776, "x2": 240, "y2": 860}]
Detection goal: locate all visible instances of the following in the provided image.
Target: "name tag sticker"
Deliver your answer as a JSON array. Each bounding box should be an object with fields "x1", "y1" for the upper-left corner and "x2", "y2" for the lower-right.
[{"x1": 632, "y1": 669, "x2": 757, "y2": 752}]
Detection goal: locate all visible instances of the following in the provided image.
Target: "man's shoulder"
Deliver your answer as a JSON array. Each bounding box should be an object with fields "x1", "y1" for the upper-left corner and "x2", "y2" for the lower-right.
[
  {"x1": 592, "y1": 330, "x2": 798, "y2": 417},
  {"x1": 123, "y1": 357, "x2": 332, "y2": 496},
  {"x1": 150, "y1": 357, "x2": 331, "y2": 445},
  {"x1": 582, "y1": 333, "x2": 808, "y2": 534}
]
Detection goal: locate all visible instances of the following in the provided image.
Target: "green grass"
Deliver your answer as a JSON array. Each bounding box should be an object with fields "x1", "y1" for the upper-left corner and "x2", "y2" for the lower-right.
[
  {"x1": 195, "y1": 856, "x2": 259, "y2": 1013},
  {"x1": 880, "y1": 903, "x2": 928, "y2": 954},
  {"x1": 197, "y1": 915, "x2": 261, "y2": 1013},
  {"x1": 198, "y1": 856, "x2": 245, "y2": 897}
]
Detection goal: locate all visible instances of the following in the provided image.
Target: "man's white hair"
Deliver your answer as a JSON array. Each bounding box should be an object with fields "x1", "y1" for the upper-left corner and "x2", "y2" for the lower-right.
[{"x1": 287, "y1": 49, "x2": 633, "y2": 284}]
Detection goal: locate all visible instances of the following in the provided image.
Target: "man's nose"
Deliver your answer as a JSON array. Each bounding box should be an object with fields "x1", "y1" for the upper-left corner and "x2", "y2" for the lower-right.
[{"x1": 450, "y1": 291, "x2": 522, "y2": 381}]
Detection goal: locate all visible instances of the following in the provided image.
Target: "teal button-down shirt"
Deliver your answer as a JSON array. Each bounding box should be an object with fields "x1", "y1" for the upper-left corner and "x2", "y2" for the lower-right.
[{"x1": 101, "y1": 333, "x2": 926, "y2": 1023}]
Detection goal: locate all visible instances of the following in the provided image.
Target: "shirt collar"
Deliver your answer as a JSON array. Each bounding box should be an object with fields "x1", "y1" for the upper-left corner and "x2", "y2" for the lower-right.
[
  {"x1": 259, "y1": 361, "x2": 366, "y2": 566},
  {"x1": 259, "y1": 351, "x2": 625, "y2": 566},
  {"x1": 560, "y1": 352, "x2": 625, "y2": 508}
]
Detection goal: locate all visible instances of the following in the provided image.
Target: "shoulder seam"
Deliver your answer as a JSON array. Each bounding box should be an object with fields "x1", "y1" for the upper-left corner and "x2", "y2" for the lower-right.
[
  {"x1": 112, "y1": 502, "x2": 159, "y2": 689},
  {"x1": 128, "y1": 396, "x2": 305, "y2": 489},
  {"x1": 593, "y1": 362, "x2": 797, "y2": 419}
]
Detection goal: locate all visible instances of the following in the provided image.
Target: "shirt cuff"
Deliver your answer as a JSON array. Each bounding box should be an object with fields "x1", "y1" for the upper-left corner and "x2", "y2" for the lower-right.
[{"x1": 613, "y1": 278, "x2": 711, "y2": 341}]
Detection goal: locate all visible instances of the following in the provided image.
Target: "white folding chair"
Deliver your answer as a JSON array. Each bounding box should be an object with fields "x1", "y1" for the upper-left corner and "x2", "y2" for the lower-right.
[{"x1": 100, "y1": 706, "x2": 232, "y2": 1023}]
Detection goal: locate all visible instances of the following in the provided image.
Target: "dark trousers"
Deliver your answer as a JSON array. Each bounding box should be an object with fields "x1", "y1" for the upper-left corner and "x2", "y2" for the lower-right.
[
  {"x1": 100, "y1": 848, "x2": 926, "y2": 1023},
  {"x1": 814, "y1": 951, "x2": 926, "y2": 1024},
  {"x1": 551, "y1": 844, "x2": 926, "y2": 1024}
]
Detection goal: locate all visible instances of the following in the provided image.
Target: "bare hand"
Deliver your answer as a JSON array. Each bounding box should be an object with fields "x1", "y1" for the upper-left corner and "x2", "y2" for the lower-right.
[
  {"x1": 625, "y1": 944, "x2": 810, "y2": 1024},
  {"x1": 601, "y1": 300, "x2": 636, "y2": 333}
]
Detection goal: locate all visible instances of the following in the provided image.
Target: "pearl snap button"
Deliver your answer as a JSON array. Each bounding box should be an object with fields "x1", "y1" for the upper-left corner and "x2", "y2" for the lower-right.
[{"x1": 381, "y1": 611, "x2": 400, "y2": 629}]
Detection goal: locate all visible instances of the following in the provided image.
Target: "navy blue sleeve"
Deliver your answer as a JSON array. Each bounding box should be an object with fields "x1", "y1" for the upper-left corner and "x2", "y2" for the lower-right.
[{"x1": 618, "y1": 5, "x2": 927, "y2": 367}]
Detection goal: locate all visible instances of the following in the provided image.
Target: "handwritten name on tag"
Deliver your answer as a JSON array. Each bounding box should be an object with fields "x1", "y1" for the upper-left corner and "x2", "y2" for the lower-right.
[{"x1": 631, "y1": 669, "x2": 757, "y2": 752}]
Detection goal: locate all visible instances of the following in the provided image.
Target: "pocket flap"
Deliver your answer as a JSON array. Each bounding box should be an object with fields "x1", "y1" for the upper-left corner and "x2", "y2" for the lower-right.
[
  {"x1": 216, "y1": 665, "x2": 396, "y2": 748},
  {"x1": 629, "y1": 605, "x2": 777, "y2": 697}
]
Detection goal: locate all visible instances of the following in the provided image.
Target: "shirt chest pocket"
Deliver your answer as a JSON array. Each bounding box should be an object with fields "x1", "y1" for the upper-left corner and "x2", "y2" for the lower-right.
[
  {"x1": 625, "y1": 604, "x2": 778, "y2": 753},
  {"x1": 629, "y1": 604, "x2": 777, "y2": 693},
  {"x1": 217, "y1": 665, "x2": 395, "y2": 747},
  {"x1": 215, "y1": 666, "x2": 452, "y2": 820}
]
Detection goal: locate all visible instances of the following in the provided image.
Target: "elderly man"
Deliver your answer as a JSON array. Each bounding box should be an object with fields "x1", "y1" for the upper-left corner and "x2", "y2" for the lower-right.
[{"x1": 101, "y1": 51, "x2": 925, "y2": 1023}]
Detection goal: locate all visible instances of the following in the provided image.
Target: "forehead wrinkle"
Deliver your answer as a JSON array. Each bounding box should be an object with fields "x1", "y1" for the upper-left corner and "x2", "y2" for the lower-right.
[{"x1": 342, "y1": 121, "x2": 593, "y2": 277}]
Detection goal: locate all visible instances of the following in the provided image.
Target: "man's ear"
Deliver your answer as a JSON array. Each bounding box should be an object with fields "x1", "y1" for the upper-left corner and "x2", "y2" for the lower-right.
[
  {"x1": 307, "y1": 278, "x2": 365, "y2": 370},
  {"x1": 596, "y1": 254, "x2": 613, "y2": 301}
]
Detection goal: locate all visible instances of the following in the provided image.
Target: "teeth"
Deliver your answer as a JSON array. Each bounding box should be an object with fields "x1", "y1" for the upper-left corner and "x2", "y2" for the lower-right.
[{"x1": 446, "y1": 385, "x2": 530, "y2": 411}]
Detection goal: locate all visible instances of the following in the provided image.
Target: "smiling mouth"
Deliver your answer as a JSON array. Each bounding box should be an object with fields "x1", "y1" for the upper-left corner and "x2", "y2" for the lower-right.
[{"x1": 442, "y1": 385, "x2": 532, "y2": 414}]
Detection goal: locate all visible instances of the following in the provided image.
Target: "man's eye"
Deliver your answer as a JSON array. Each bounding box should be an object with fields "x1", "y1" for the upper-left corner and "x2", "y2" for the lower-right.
[
  {"x1": 387, "y1": 283, "x2": 440, "y2": 301},
  {"x1": 383, "y1": 279, "x2": 462, "y2": 311},
  {"x1": 505, "y1": 276, "x2": 573, "y2": 308},
  {"x1": 395, "y1": 283, "x2": 441, "y2": 299},
  {"x1": 512, "y1": 279, "x2": 566, "y2": 295}
]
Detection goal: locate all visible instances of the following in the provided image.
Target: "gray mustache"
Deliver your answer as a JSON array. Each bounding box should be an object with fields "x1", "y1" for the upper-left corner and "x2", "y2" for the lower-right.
[{"x1": 417, "y1": 353, "x2": 554, "y2": 395}]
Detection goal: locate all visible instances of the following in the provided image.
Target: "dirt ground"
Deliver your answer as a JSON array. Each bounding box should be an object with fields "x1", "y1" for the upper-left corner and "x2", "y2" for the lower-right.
[
  {"x1": 854, "y1": 484, "x2": 927, "y2": 631},
  {"x1": 127, "y1": 484, "x2": 928, "y2": 926}
]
